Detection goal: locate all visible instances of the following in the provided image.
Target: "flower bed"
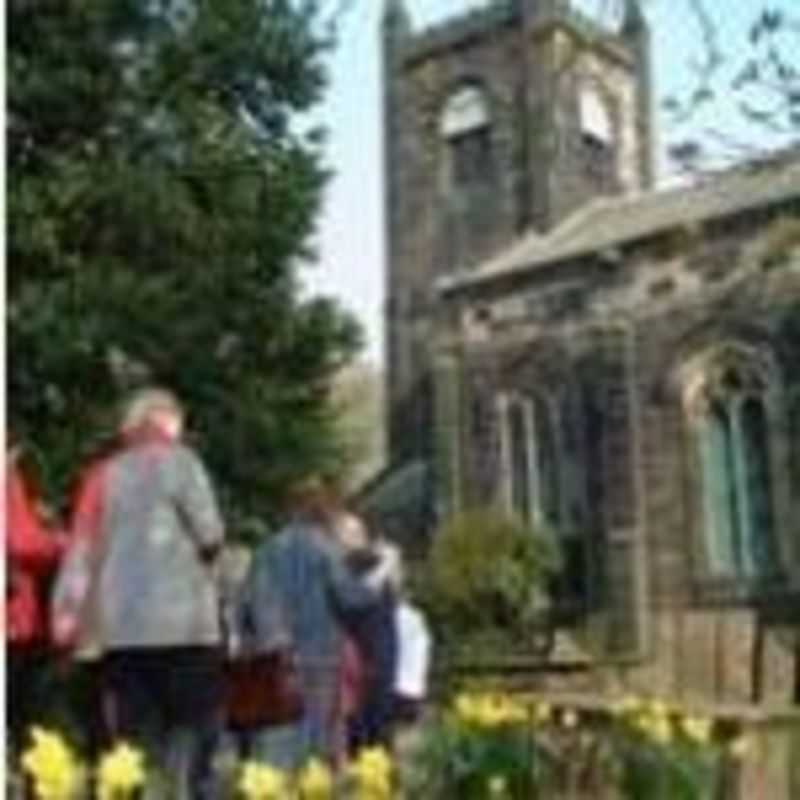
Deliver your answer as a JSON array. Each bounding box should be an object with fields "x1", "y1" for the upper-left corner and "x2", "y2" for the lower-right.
[{"x1": 15, "y1": 693, "x2": 754, "y2": 799}]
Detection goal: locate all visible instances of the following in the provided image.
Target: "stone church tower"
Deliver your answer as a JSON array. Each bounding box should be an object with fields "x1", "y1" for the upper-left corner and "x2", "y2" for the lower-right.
[{"x1": 383, "y1": 0, "x2": 654, "y2": 463}]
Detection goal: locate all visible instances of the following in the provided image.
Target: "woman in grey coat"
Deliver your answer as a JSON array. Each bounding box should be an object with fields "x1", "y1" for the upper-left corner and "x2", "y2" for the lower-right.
[{"x1": 82, "y1": 388, "x2": 225, "y2": 800}]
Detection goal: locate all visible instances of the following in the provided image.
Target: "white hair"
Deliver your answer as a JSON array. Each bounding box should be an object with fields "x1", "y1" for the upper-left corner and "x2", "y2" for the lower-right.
[{"x1": 121, "y1": 387, "x2": 183, "y2": 432}]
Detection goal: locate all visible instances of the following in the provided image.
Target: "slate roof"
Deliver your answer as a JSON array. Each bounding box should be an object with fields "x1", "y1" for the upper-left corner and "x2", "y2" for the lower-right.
[
  {"x1": 355, "y1": 459, "x2": 436, "y2": 551},
  {"x1": 438, "y1": 154, "x2": 800, "y2": 296}
]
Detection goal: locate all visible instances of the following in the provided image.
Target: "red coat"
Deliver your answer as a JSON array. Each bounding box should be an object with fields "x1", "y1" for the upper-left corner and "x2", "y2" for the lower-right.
[
  {"x1": 49, "y1": 455, "x2": 110, "y2": 652},
  {"x1": 6, "y1": 465, "x2": 63, "y2": 646}
]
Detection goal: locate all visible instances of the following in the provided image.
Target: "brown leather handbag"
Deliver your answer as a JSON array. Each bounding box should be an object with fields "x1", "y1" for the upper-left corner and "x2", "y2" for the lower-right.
[{"x1": 224, "y1": 648, "x2": 305, "y2": 731}]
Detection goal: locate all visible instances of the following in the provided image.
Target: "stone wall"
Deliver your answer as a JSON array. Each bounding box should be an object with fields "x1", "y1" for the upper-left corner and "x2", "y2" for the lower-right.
[{"x1": 444, "y1": 213, "x2": 800, "y2": 722}]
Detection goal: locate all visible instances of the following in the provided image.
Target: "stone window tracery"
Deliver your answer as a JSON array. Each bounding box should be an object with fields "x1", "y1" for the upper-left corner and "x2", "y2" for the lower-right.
[{"x1": 682, "y1": 347, "x2": 779, "y2": 580}]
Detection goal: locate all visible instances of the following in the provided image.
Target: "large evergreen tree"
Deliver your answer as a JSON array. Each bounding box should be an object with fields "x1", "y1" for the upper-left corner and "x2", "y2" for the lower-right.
[{"x1": 8, "y1": 0, "x2": 362, "y2": 536}]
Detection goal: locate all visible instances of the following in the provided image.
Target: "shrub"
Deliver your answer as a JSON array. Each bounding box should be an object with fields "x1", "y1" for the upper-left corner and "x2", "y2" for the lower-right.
[{"x1": 422, "y1": 508, "x2": 560, "y2": 653}]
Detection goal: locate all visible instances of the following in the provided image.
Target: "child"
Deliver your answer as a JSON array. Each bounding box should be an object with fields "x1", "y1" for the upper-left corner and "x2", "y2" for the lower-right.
[
  {"x1": 392, "y1": 573, "x2": 431, "y2": 730},
  {"x1": 340, "y1": 533, "x2": 400, "y2": 754}
]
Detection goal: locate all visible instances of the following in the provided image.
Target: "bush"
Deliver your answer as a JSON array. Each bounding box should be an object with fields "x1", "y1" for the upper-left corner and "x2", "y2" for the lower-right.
[{"x1": 422, "y1": 508, "x2": 560, "y2": 654}]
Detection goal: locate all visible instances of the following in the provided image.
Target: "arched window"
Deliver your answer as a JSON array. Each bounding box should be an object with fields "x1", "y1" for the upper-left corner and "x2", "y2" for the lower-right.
[
  {"x1": 500, "y1": 392, "x2": 562, "y2": 531},
  {"x1": 578, "y1": 84, "x2": 616, "y2": 189},
  {"x1": 685, "y1": 352, "x2": 778, "y2": 580},
  {"x1": 440, "y1": 85, "x2": 493, "y2": 187}
]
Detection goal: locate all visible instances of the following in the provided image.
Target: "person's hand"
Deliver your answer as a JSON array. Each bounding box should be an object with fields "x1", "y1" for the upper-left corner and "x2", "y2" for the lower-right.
[
  {"x1": 52, "y1": 529, "x2": 71, "y2": 555},
  {"x1": 380, "y1": 543, "x2": 401, "y2": 576},
  {"x1": 365, "y1": 542, "x2": 401, "y2": 591}
]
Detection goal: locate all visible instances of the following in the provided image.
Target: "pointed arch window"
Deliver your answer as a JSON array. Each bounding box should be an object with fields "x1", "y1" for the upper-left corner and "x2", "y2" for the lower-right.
[
  {"x1": 686, "y1": 354, "x2": 779, "y2": 580},
  {"x1": 499, "y1": 392, "x2": 563, "y2": 531}
]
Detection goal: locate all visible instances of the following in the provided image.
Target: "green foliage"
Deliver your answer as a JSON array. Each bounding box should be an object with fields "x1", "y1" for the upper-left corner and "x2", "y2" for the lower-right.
[
  {"x1": 8, "y1": 0, "x2": 362, "y2": 531},
  {"x1": 404, "y1": 717, "x2": 553, "y2": 800},
  {"x1": 423, "y1": 508, "x2": 560, "y2": 650},
  {"x1": 616, "y1": 741, "x2": 720, "y2": 800},
  {"x1": 401, "y1": 692, "x2": 731, "y2": 800},
  {"x1": 11, "y1": 690, "x2": 758, "y2": 800}
]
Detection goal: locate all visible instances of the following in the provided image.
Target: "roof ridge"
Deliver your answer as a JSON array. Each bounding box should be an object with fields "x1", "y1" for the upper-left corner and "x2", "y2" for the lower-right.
[
  {"x1": 444, "y1": 152, "x2": 800, "y2": 294},
  {"x1": 548, "y1": 195, "x2": 616, "y2": 243}
]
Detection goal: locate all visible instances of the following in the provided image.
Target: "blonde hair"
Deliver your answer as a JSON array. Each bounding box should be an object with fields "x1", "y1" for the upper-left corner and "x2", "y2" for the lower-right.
[{"x1": 120, "y1": 387, "x2": 183, "y2": 432}]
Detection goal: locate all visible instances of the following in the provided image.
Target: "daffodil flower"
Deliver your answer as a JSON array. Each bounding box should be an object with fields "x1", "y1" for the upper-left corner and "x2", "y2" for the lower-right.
[
  {"x1": 348, "y1": 747, "x2": 393, "y2": 800},
  {"x1": 453, "y1": 692, "x2": 527, "y2": 730},
  {"x1": 729, "y1": 735, "x2": 753, "y2": 760},
  {"x1": 237, "y1": 762, "x2": 289, "y2": 800},
  {"x1": 21, "y1": 727, "x2": 81, "y2": 800},
  {"x1": 680, "y1": 715, "x2": 713, "y2": 745},
  {"x1": 560, "y1": 708, "x2": 579, "y2": 729},
  {"x1": 531, "y1": 701, "x2": 552, "y2": 726},
  {"x1": 97, "y1": 742, "x2": 146, "y2": 800},
  {"x1": 487, "y1": 774, "x2": 509, "y2": 798},
  {"x1": 297, "y1": 758, "x2": 334, "y2": 800}
]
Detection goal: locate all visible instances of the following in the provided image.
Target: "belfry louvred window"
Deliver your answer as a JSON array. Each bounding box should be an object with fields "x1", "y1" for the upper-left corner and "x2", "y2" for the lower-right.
[{"x1": 440, "y1": 85, "x2": 493, "y2": 189}]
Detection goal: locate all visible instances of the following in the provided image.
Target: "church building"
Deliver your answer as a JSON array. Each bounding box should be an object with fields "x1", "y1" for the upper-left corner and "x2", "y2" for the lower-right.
[{"x1": 381, "y1": 0, "x2": 800, "y2": 740}]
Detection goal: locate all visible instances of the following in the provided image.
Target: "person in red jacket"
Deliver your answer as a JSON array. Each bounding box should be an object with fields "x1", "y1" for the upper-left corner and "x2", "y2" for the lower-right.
[
  {"x1": 6, "y1": 442, "x2": 64, "y2": 754},
  {"x1": 56, "y1": 436, "x2": 119, "y2": 762}
]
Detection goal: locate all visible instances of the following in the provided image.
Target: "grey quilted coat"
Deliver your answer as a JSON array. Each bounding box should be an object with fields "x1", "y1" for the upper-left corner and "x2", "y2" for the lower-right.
[{"x1": 91, "y1": 431, "x2": 225, "y2": 650}]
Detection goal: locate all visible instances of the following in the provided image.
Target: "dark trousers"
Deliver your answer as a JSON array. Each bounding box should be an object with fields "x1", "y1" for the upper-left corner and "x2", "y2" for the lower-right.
[
  {"x1": 70, "y1": 659, "x2": 112, "y2": 761},
  {"x1": 8, "y1": 646, "x2": 112, "y2": 762},
  {"x1": 7, "y1": 646, "x2": 48, "y2": 757},
  {"x1": 347, "y1": 597, "x2": 398, "y2": 754},
  {"x1": 349, "y1": 671, "x2": 396, "y2": 752},
  {"x1": 104, "y1": 647, "x2": 223, "y2": 800}
]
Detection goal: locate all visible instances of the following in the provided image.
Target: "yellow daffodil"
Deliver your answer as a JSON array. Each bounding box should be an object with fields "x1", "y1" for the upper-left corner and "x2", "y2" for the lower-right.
[
  {"x1": 560, "y1": 708, "x2": 579, "y2": 729},
  {"x1": 531, "y1": 701, "x2": 552, "y2": 726},
  {"x1": 453, "y1": 692, "x2": 527, "y2": 730},
  {"x1": 237, "y1": 762, "x2": 289, "y2": 800},
  {"x1": 348, "y1": 747, "x2": 393, "y2": 800},
  {"x1": 613, "y1": 696, "x2": 678, "y2": 745},
  {"x1": 647, "y1": 699, "x2": 671, "y2": 720},
  {"x1": 487, "y1": 774, "x2": 509, "y2": 798},
  {"x1": 21, "y1": 727, "x2": 81, "y2": 800},
  {"x1": 646, "y1": 714, "x2": 673, "y2": 745},
  {"x1": 680, "y1": 715, "x2": 713, "y2": 745},
  {"x1": 729, "y1": 735, "x2": 753, "y2": 760},
  {"x1": 611, "y1": 694, "x2": 643, "y2": 719},
  {"x1": 97, "y1": 742, "x2": 146, "y2": 800},
  {"x1": 297, "y1": 758, "x2": 334, "y2": 800}
]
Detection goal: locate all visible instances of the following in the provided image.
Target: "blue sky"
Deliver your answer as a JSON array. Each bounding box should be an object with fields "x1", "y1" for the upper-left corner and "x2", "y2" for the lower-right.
[{"x1": 303, "y1": 0, "x2": 796, "y2": 366}]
